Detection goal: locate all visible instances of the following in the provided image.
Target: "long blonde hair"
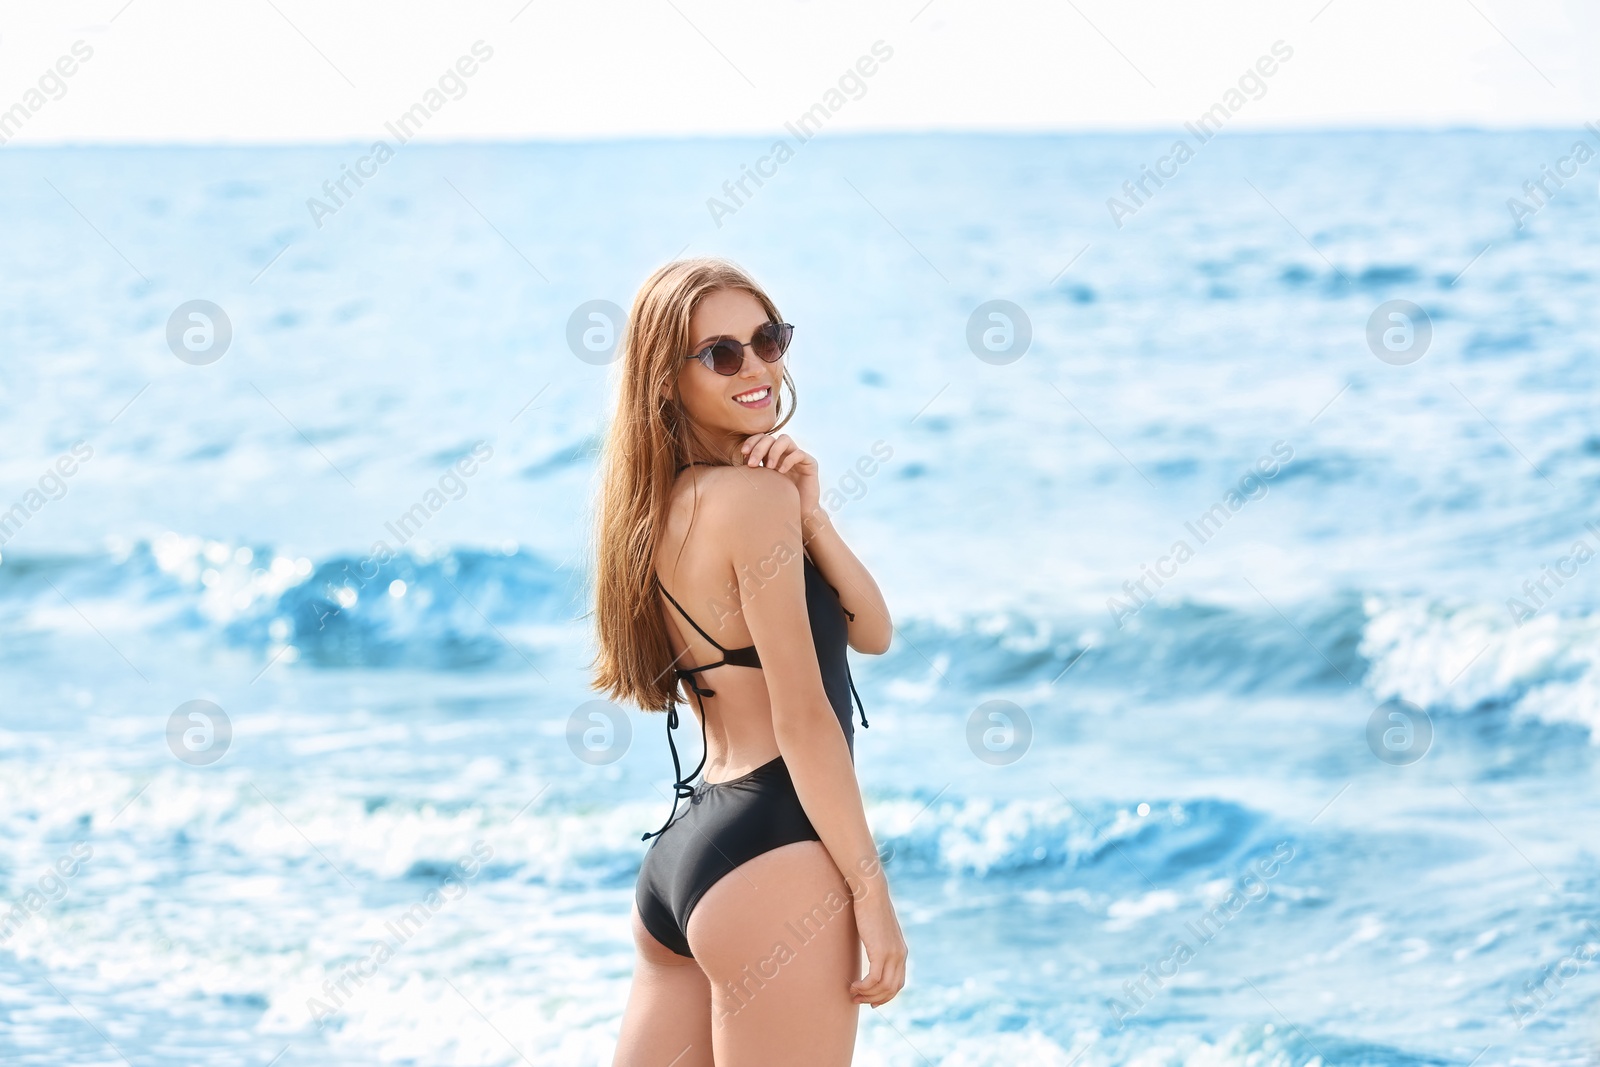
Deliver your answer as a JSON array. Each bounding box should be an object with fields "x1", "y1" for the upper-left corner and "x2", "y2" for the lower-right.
[{"x1": 588, "y1": 257, "x2": 797, "y2": 713}]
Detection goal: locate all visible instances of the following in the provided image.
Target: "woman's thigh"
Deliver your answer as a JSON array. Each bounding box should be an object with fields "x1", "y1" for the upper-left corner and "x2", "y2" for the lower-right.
[
  {"x1": 612, "y1": 903, "x2": 714, "y2": 1067},
  {"x1": 686, "y1": 840, "x2": 861, "y2": 1067}
]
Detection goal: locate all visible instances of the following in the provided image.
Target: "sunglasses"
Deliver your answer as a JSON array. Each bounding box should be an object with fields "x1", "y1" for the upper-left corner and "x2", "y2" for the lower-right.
[{"x1": 684, "y1": 322, "x2": 794, "y2": 376}]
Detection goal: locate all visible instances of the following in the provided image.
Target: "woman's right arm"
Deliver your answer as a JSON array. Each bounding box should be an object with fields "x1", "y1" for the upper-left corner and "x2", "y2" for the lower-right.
[{"x1": 711, "y1": 468, "x2": 906, "y2": 1007}]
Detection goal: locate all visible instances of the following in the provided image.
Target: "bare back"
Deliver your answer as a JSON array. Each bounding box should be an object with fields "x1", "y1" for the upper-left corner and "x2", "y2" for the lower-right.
[{"x1": 653, "y1": 465, "x2": 785, "y2": 784}]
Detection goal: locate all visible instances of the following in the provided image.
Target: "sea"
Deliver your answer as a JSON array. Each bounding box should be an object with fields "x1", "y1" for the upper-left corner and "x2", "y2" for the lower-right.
[{"x1": 2, "y1": 131, "x2": 1598, "y2": 1065}]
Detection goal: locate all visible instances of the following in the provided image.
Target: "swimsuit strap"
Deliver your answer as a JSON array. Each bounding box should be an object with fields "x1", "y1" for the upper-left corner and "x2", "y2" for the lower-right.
[
  {"x1": 643, "y1": 578, "x2": 758, "y2": 840},
  {"x1": 657, "y1": 581, "x2": 733, "y2": 656},
  {"x1": 644, "y1": 463, "x2": 728, "y2": 839},
  {"x1": 659, "y1": 461, "x2": 759, "y2": 662}
]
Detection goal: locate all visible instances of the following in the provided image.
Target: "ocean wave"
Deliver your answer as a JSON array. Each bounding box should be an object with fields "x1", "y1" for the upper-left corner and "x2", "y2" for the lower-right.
[
  {"x1": 904, "y1": 591, "x2": 1600, "y2": 742},
  {"x1": 1360, "y1": 591, "x2": 1600, "y2": 739},
  {"x1": 854, "y1": 1019, "x2": 1400, "y2": 1067},
  {"x1": 871, "y1": 790, "x2": 1286, "y2": 885},
  {"x1": 5, "y1": 749, "x2": 1295, "y2": 898},
  {"x1": 0, "y1": 534, "x2": 1375, "y2": 697},
  {"x1": 8, "y1": 535, "x2": 1600, "y2": 743},
  {"x1": 0, "y1": 533, "x2": 572, "y2": 669},
  {"x1": 895, "y1": 592, "x2": 1371, "y2": 698}
]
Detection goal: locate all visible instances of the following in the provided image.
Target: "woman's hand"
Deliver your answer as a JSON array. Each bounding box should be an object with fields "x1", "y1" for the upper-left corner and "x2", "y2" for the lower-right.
[
  {"x1": 741, "y1": 433, "x2": 822, "y2": 532},
  {"x1": 848, "y1": 886, "x2": 908, "y2": 1008}
]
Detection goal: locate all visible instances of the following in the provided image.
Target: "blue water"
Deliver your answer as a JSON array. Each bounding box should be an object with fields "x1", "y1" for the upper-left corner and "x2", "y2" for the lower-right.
[{"x1": 2, "y1": 132, "x2": 1599, "y2": 1065}]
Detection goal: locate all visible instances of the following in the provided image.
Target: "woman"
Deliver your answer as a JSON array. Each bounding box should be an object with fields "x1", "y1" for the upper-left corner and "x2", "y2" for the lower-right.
[{"x1": 590, "y1": 257, "x2": 907, "y2": 1066}]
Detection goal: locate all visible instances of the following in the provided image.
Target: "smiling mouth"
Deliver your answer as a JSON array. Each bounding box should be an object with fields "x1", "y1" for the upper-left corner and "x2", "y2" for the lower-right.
[{"x1": 732, "y1": 385, "x2": 771, "y2": 406}]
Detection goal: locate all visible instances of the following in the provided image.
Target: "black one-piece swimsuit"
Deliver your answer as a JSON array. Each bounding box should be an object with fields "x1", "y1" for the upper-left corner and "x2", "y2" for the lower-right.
[{"x1": 635, "y1": 463, "x2": 870, "y2": 959}]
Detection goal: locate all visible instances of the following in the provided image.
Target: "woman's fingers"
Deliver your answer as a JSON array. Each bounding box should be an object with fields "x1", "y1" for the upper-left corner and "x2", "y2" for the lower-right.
[
  {"x1": 763, "y1": 435, "x2": 792, "y2": 467},
  {"x1": 850, "y1": 953, "x2": 906, "y2": 1005},
  {"x1": 850, "y1": 955, "x2": 884, "y2": 993},
  {"x1": 744, "y1": 433, "x2": 801, "y2": 470},
  {"x1": 860, "y1": 966, "x2": 904, "y2": 1007},
  {"x1": 871, "y1": 959, "x2": 904, "y2": 1002},
  {"x1": 854, "y1": 982, "x2": 898, "y2": 1007},
  {"x1": 885, "y1": 958, "x2": 906, "y2": 1001},
  {"x1": 764, "y1": 439, "x2": 792, "y2": 469},
  {"x1": 851, "y1": 942, "x2": 907, "y2": 1005},
  {"x1": 744, "y1": 433, "x2": 778, "y2": 466},
  {"x1": 777, "y1": 443, "x2": 809, "y2": 474}
]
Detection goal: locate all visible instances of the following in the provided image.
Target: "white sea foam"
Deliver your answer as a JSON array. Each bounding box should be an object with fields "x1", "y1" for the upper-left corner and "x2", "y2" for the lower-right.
[{"x1": 1361, "y1": 592, "x2": 1600, "y2": 739}]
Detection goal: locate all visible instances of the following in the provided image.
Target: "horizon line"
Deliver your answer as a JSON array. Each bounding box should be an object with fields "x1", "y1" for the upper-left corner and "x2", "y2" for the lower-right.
[{"x1": 3, "y1": 123, "x2": 1595, "y2": 150}]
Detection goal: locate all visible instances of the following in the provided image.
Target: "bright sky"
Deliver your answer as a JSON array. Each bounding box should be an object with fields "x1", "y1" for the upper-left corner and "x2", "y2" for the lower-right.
[{"x1": 2, "y1": 0, "x2": 1596, "y2": 143}]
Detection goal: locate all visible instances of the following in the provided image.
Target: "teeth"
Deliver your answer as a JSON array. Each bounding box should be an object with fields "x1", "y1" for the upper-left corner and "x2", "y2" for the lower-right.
[{"x1": 733, "y1": 386, "x2": 770, "y2": 402}]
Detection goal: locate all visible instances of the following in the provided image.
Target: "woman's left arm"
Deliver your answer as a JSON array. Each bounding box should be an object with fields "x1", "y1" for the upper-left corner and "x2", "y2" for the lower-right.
[
  {"x1": 800, "y1": 509, "x2": 892, "y2": 655},
  {"x1": 741, "y1": 431, "x2": 892, "y2": 655}
]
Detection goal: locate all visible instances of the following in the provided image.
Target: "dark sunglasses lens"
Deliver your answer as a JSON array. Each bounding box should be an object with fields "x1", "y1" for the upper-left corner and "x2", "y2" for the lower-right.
[
  {"x1": 752, "y1": 323, "x2": 792, "y2": 362},
  {"x1": 710, "y1": 339, "x2": 745, "y2": 375}
]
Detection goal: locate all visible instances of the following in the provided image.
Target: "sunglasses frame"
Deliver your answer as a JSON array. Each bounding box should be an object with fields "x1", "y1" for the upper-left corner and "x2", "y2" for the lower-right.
[{"x1": 683, "y1": 322, "x2": 794, "y2": 376}]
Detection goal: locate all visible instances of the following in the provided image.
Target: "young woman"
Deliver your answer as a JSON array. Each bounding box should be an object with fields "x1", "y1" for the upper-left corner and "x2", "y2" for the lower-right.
[{"x1": 590, "y1": 257, "x2": 907, "y2": 1065}]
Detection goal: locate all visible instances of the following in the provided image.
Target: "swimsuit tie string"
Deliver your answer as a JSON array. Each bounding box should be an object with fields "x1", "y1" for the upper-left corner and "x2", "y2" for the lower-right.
[
  {"x1": 846, "y1": 660, "x2": 869, "y2": 729},
  {"x1": 640, "y1": 670, "x2": 711, "y2": 841},
  {"x1": 827, "y1": 580, "x2": 868, "y2": 730}
]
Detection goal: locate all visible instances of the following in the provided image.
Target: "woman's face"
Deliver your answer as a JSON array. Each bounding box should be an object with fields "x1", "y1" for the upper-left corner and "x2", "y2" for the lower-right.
[{"x1": 669, "y1": 287, "x2": 782, "y2": 445}]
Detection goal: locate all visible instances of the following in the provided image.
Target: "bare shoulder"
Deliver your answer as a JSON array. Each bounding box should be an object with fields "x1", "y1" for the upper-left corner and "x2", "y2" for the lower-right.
[
  {"x1": 691, "y1": 467, "x2": 796, "y2": 518},
  {"x1": 691, "y1": 466, "x2": 800, "y2": 540}
]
